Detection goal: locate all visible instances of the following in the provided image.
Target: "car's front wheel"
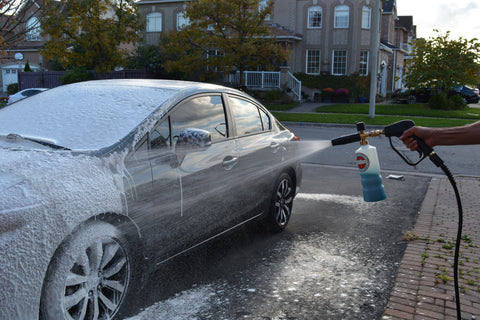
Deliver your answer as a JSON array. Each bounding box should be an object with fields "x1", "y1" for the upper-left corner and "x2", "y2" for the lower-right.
[
  {"x1": 265, "y1": 172, "x2": 294, "y2": 233},
  {"x1": 40, "y1": 221, "x2": 133, "y2": 320}
]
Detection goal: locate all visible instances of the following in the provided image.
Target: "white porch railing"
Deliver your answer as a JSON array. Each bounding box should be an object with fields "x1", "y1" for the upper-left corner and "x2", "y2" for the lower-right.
[
  {"x1": 245, "y1": 71, "x2": 281, "y2": 88},
  {"x1": 227, "y1": 70, "x2": 302, "y2": 101},
  {"x1": 287, "y1": 71, "x2": 301, "y2": 101},
  {"x1": 229, "y1": 71, "x2": 281, "y2": 89}
]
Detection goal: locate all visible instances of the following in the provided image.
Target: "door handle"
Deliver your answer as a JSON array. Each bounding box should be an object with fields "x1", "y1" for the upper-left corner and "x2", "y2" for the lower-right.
[
  {"x1": 222, "y1": 156, "x2": 238, "y2": 170},
  {"x1": 270, "y1": 142, "x2": 281, "y2": 153}
]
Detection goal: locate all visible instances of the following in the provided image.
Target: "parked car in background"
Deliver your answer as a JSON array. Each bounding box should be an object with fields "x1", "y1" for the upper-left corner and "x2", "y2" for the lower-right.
[
  {"x1": 7, "y1": 88, "x2": 47, "y2": 104},
  {"x1": 391, "y1": 86, "x2": 479, "y2": 104},
  {"x1": 453, "y1": 85, "x2": 479, "y2": 104},
  {"x1": 391, "y1": 87, "x2": 436, "y2": 104},
  {"x1": 0, "y1": 79, "x2": 302, "y2": 320}
]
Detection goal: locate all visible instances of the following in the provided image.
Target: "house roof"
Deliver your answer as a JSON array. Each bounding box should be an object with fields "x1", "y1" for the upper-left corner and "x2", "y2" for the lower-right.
[
  {"x1": 381, "y1": 40, "x2": 399, "y2": 50},
  {"x1": 396, "y1": 16, "x2": 413, "y2": 31},
  {"x1": 382, "y1": 0, "x2": 396, "y2": 14},
  {"x1": 268, "y1": 23, "x2": 303, "y2": 41}
]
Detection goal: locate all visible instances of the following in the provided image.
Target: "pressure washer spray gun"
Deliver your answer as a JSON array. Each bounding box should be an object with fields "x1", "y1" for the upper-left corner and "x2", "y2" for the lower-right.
[
  {"x1": 332, "y1": 120, "x2": 465, "y2": 320},
  {"x1": 331, "y1": 119, "x2": 445, "y2": 202}
]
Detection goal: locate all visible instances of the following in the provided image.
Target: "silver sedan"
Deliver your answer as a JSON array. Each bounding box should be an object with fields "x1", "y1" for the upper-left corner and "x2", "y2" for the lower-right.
[{"x1": 0, "y1": 79, "x2": 302, "y2": 320}]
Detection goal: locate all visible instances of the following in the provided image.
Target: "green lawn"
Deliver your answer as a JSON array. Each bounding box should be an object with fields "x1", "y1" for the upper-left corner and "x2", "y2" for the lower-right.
[{"x1": 267, "y1": 102, "x2": 480, "y2": 127}]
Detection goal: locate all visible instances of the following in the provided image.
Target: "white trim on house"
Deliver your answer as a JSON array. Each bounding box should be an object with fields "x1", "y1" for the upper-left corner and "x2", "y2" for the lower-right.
[{"x1": 1, "y1": 63, "x2": 41, "y2": 91}]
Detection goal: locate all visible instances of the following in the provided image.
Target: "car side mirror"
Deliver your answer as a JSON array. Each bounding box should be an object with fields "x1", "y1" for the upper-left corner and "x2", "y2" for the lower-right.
[
  {"x1": 174, "y1": 128, "x2": 212, "y2": 167},
  {"x1": 175, "y1": 128, "x2": 212, "y2": 151}
]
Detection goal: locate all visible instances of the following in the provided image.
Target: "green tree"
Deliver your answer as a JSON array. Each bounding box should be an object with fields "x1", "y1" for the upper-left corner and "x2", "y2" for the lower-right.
[
  {"x1": 405, "y1": 30, "x2": 480, "y2": 93},
  {"x1": 125, "y1": 42, "x2": 182, "y2": 78},
  {"x1": 40, "y1": 0, "x2": 144, "y2": 73},
  {"x1": 23, "y1": 60, "x2": 32, "y2": 71},
  {"x1": 163, "y1": 0, "x2": 289, "y2": 83}
]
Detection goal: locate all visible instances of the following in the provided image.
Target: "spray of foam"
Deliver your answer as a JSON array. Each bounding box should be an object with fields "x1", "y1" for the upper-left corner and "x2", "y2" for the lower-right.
[{"x1": 298, "y1": 140, "x2": 332, "y2": 157}]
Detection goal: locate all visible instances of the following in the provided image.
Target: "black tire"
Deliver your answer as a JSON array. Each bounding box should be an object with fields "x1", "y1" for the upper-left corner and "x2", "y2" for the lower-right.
[
  {"x1": 40, "y1": 221, "x2": 133, "y2": 320},
  {"x1": 265, "y1": 172, "x2": 294, "y2": 233}
]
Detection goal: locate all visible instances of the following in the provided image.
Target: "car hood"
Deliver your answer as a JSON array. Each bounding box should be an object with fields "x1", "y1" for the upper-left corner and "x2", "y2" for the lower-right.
[{"x1": 0, "y1": 148, "x2": 125, "y2": 215}]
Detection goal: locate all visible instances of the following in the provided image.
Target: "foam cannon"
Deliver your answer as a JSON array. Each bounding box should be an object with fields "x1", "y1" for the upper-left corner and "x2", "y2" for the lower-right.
[{"x1": 331, "y1": 120, "x2": 444, "y2": 202}]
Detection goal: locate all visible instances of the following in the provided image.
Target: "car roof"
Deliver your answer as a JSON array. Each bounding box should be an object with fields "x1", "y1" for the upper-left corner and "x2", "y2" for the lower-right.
[{"x1": 0, "y1": 79, "x2": 239, "y2": 151}]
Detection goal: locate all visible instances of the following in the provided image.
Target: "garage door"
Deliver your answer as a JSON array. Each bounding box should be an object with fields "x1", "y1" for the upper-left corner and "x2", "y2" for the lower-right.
[{"x1": 2, "y1": 68, "x2": 19, "y2": 92}]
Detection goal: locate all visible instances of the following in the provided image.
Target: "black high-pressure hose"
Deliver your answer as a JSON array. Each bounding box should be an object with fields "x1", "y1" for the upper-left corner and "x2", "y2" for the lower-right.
[{"x1": 439, "y1": 163, "x2": 463, "y2": 320}]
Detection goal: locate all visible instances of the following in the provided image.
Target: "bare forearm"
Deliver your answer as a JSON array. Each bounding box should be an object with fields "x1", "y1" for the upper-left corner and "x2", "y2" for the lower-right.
[
  {"x1": 400, "y1": 120, "x2": 480, "y2": 150},
  {"x1": 431, "y1": 121, "x2": 480, "y2": 146}
]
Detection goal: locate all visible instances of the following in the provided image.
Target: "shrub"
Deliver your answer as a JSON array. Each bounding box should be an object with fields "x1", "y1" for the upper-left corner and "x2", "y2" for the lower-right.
[
  {"x1": 335, "y1": 88, "x2": 349, "y2": 97},
  {"x1": 59, "y1": 67, "x2": 94, "y2": 84},
  {"x1": 428, "y1": 93, "x2": 447, "y2": 110},
  {"x1": 24, "y1": 61, "x2": 32, "y2": 72},
  {"x1": 293, "y1": 73, "x2": 370, "y2": 99},
  {"x1": 7, "y1": 83, "x2": 18, "y2": 95},
  {"x1": 264, "y1": 89, "x2": 284, "y2": 101},
  {"x1": 447, "y1": 95, "x2": 466, "y2": 110},
  {"x1": 322, "y1": 87, "x2": 334, "y2": 95}
]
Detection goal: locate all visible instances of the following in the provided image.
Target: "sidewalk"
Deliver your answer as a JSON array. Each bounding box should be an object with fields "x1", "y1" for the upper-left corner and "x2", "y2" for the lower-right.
[{"x1": 382, "y1": 176, "x2": 480, "y2": 320}]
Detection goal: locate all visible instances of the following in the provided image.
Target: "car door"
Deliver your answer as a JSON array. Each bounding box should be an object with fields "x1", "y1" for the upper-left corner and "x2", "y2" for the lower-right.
[
  {"x1": 168, "y1": 94, "x2": 239, "y2": 252},
  {"x1": 124, "y1": 119, "x2": 183, "y2": 261},
  {"x1": 227, "y1": 95, "x2": 289, "y2": 220}
]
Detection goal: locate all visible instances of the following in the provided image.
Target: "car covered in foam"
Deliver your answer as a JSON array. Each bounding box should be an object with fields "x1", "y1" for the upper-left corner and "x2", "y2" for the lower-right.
[{"x1": 0, "y1": 79, "x2": 302, "y2": 320}]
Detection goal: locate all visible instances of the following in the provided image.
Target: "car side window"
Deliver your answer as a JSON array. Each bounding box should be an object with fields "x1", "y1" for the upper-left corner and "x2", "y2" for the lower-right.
[
  {"x1": 229, "y1": 97, "x2": 263, "y2": 135},
  {"x1": 150, "y1": 119, "x2": 171, "y2": 150},
  {"x1": 170, "y1": 95, "x2": 227, "y2": 146},
  {"x1": 259, "y1": 108, "x2": 271, "y2": 131}
]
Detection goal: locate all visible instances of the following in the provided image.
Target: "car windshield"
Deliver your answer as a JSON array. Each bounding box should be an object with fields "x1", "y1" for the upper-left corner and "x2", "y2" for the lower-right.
[{"x1": 0, "y1": 82, "x2": 177, "y2": 151}]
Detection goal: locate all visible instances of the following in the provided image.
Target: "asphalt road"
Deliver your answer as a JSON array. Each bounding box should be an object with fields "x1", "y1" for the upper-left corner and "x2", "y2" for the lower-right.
[{"x1": 122, "y1": 125, "x2": 437, "y2": 320}]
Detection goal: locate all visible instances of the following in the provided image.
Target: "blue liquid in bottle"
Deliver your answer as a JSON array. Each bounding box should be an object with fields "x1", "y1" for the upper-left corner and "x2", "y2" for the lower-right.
[
  {"x1": 356, "y1": 144, "x2": 386, "y2": 202},
  {"x1": 361, "y1": 173, "x2": 387, "y2": 202}
]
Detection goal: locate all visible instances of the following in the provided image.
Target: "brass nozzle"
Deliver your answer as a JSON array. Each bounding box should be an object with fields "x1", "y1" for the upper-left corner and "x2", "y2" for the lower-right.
[{"x1": 359, "y1": 129, "x2": 385, "y2": 145}]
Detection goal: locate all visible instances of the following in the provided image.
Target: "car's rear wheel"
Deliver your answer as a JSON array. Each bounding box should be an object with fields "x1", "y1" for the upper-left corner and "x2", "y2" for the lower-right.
[
  {"x1": 40, "y1": 221, "x2": 133, "y2": 320},
  {"x1": 265, "y1": 172, "x2": 294, "y2": 232}
]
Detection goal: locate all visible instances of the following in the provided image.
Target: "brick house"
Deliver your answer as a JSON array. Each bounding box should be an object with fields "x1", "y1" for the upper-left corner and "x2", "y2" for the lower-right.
[
  {"x1": 137, "y1": 0, "x2": 416, "y2": 95},
  {"x1": 0, "y1": 0, "x2": 46, "y2": 91},
  {"x1": 0, "y1": 0, "x2": 416, "y2": 95},
  {"x1": 379, "y1": 0, "x2": 416, "y2": 95}
]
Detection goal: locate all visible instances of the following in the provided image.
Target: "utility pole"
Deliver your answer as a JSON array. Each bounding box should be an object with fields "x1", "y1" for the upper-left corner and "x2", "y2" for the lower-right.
[{"x1": 369, "y1": 0, "x2": 381, "y2": 119}]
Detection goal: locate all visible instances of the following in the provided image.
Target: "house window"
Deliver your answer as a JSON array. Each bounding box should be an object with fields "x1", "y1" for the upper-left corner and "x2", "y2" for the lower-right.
[
  {"x1": 362, "y1": 6, "x2": 371, "y2": 29},
  {"x1": 307, "y1": 6, "x2": 322, "y2": 29},
  {"x1": 146, "y1": 12, "x2": 162, "y2": 32},
  {"x1": 177, "y1": 12, "x2": 189, "y2": 30},
  {"x1": 334, "y1": 5, "x2": 349, "y2": 28},
  {"x1": 306, "y1": 49, "x2": 321, "y2": 75},
  {"x1": 359, "y1": 51, "x2": 369, "y2": 75},
  {"x1": 206, "y1": 49, "x2": 223, "y2": 71},
  {"x1": 26, "y1": 17, "x2": 41, "y2": 41},
  {"x1": 332, "y1": 50, "x2": 347, "y2": 75}
]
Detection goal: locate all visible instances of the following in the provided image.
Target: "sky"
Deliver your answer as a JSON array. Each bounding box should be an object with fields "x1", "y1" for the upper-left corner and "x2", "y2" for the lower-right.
[{"x1": 396, "y1": 0, "x2": 480, "y2": 41}]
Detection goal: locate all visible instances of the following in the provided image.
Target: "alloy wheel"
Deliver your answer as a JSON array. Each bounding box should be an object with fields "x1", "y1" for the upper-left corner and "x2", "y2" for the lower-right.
[{"x1": 274, "y1": 177, "x2": 293, "y2": 227}]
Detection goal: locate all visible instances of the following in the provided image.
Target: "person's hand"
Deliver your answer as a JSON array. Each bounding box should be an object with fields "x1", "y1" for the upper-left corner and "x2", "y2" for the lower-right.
[{"x1": 399, "y1": 126, "x2": 436, "y2": 151}]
